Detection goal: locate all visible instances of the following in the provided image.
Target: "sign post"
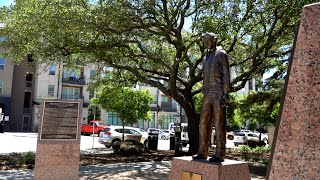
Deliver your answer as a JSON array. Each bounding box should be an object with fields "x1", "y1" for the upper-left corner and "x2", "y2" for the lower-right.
[
  {"x1": 92, "y1": 107, "x2": 96, "y2": 148},
  {"x1": 174, "y1": 115, "x2": 181, "y2": 155}
]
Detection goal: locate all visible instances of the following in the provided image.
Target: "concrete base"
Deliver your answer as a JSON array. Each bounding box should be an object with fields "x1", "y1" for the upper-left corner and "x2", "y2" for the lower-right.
[
  {"x1": 169, "y1": 156, "x2": 250, "y2": 180},
  {"x1": 34, "y1": 143, "x2": 80, "y2": 180}
]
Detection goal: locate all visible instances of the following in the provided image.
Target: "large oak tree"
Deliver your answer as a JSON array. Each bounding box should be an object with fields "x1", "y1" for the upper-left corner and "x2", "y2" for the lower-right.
[{"x1": 0, "y1": 0, "x2": 315, "y2": 153}]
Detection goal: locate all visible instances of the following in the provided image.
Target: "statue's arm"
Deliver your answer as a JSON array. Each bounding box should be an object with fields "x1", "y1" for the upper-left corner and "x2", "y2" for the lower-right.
[{"x1": 220, "y1": 53, "x2": 230, "y2": 95}]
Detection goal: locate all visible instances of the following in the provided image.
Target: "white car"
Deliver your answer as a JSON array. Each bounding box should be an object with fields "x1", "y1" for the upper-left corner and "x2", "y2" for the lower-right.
[
  {"x1": 159, "y1": 130, "x2": 172, "y2": 140},
  {"x1": 99, "y1": 126, "x2": 147, "y2": 148},
  {"x1": 253, "y1": 132, "x2": 268, "y2": 143},
  {"x1": 147, "y1": 128, "x2": 162, "y2": 134},
  {"x1": 134, "y1": 128, "x2": 149, "y2": 145},
  {"x1": 233, "y1": 132, "x2": 260, "y2": 146}
]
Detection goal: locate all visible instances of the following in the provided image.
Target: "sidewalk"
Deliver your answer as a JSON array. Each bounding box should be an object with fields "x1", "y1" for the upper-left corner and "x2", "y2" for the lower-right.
[{"x1": 0, "y1": 161, "x2": 265, "y2": 180}]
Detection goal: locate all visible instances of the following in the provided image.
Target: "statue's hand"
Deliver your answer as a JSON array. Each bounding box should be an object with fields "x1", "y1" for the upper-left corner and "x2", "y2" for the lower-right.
[{"x1": 221, "y1": 94, "x2": 230, "y2": 107}]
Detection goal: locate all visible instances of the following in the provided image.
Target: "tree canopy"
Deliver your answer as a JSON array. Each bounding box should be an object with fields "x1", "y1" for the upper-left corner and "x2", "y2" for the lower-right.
[
  {"x1": 92, "y1": 86, "x2": 152, "y2": 125},
  {"x1": 0, "y1": 0, "x2": 316, "y2": 153}
]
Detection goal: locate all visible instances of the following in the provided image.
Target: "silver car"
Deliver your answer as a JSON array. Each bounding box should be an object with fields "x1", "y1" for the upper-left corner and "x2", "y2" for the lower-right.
[
  {"x1": 98, "y1": 126, "x2": 143, "y2": 148},
  {"x1": 233, "y1": 132, "x2": 260, "y2": 146}
]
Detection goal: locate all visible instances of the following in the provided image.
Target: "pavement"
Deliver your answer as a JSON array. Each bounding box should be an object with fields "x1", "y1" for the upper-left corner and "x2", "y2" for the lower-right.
[
  {"x1": 0, "y1": 160, "x2": 266, "y2": 180},
  {"x1": 0, "y1": 161, "x2": 172, "y2": 180},
  {"x1": 0, "y1": 133, "x2": 266, "y2": 179}
]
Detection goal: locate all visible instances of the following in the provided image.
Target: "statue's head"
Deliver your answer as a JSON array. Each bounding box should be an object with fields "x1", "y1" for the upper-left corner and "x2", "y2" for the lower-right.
[{"x1": 202, "y1": 32, "x2": 217, "y2": 50}]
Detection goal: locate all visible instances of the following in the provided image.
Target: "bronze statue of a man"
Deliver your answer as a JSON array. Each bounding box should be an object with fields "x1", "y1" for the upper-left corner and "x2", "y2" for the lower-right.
[{"x1": 193, "y1": 32, "x2": 230, "y2": 162}]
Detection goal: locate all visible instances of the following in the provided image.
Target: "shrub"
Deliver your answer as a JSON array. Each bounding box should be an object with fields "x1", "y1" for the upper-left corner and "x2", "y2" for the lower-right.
[
  {"x1": 240, "y1": 145, "x2": 251, "y2": 161},
  {"x1": 112, "y1": 140, "x2": 147, "y2": 156},
  {"x1": 240, "y1": 145, "x2": 251, "y2": 153},
  {"x1": 252, "y1": 146, "x2": 264, "y2": 154},
  {"x1": 18, "y1": 151, "x2": 35, "y2": 165}
]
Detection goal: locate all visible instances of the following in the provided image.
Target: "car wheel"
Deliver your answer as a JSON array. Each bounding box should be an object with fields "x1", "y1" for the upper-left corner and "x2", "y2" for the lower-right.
[
  {"x1": 182, "y1": 143, "x2": 188, "y2": 147},
  {"x1": 111, "y1": 139, "x2": 121, "y2": 146},
  {"x1": 144, "y1": 139, "x2": 149, "y2": 148},
  {"x1": 263, "y1": 138, "x2": 268, "y2": 144},
  {"x1": 228, "y1": 135, "x2": 234, "y2": 140},
  {"x1": 105, "y1": 145, "x2": 111, "y2": 148}
]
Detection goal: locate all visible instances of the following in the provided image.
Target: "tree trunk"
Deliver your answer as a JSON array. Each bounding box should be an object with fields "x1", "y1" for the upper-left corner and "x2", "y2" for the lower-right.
[
  {"x1": 185, "y1": 109, "x2": 199, "y2": 155},
  {"x1": 122, "y1": 120, "x2": 125, "y2": 141}
]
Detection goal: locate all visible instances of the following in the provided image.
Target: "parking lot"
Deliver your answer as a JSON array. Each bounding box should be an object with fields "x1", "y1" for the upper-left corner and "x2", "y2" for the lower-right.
[{"x1": 0, "y1": 132, "x2": 235, "y2": 154}]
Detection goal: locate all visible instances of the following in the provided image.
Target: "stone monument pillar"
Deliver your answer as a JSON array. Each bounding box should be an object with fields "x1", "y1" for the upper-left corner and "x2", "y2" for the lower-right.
[
  {"x1": 34, "y1": 99, "x2": 82, "y2": 180},
  {"x1": 267, "y1": 2, "x2": 320, "y2": 179}
]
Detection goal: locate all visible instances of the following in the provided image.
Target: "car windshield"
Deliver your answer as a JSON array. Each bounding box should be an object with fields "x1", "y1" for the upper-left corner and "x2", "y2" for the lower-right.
[
  {"x1": 182, "y1": 126, "x2": 188, "y2": 132},
  {"x1": 103, "y1": 128, "x2": 111, "y2": 132},
  {"x1": 235, "y1": 133, "x2": 245, "y2": 136},
  {"x1": 97, "y1": 122, "x2": 106, "y2": 126}
]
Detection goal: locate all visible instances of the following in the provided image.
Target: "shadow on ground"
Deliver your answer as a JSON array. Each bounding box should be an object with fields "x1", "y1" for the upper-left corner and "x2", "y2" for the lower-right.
[
  {"x1": 79, "y1": 161, "x2": 171, "y2": 180},
  {"x1": 0, "y1": 169, "x2": 33, "y2": 180}
]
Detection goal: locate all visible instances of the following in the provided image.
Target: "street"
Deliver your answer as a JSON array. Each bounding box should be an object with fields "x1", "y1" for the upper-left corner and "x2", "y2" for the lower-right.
[{"x1": 0, "y1": 132, "x2": 235, "y2": 154}]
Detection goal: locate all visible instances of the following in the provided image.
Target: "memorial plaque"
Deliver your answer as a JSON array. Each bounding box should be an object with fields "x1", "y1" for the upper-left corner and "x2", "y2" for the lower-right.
[
  {"x1": 40, "y1": 101, "x2": 80, "y2": 140},
  {"x1": 181, "y1": 171, "x2": 202, "y2": 180},
  {"x1": 35, "y1": 99, "x2": 82, "y2": 180}
]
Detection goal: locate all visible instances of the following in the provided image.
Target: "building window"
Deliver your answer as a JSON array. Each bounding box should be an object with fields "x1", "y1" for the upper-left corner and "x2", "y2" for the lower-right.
[
  {"x1": 25, "y1": 74, "x2": 33, "y2": 87},
  {"x1": 151, "y1": 95, "x2": 157, "y2": 104},
  {"x1": 249, "y1": 80, "x2": 253, "y2": 91},
  {"x1": 49, "y1": 64, "x2": 56, "y2": 75},
  {"x1": 22, "y1": 115, "x2": 30, "y2": 131},
  {"x1": 62, "y1": 87, "x2": 81, "y2": 99},
  {"x1": 63, "y1": 67, "x2": 83, "y2": 80},
  {"x1": 23, "y1": 92, "x2": 32, "y2": 108},
  {"x1": 0, "y1": 58, "x2": 5, "y2": 70},
  {"x1": 138, "y1": 119, "x2": 144, "y2": 129},
  {"x1": 48, "y1": 85, "x2": 55, "y2": 97},
  {"x1": 150, "y1": 113, "x2": 155, "y2": 128},
  {"x1": 0, "y1": 80, "x2": 3, "y2": 94},
  {"x1": 161, "y1": 95, "x2": 169, "y2": 103},
  {"x1": 89, "y1": 90, "x2": 94, "y2": 99},
  {"x1": 107, "y1": 112, "x2": 122, "y2": 125},
  {"x1": 90, "y1": 70, "x2": 96, "y2": 77}
]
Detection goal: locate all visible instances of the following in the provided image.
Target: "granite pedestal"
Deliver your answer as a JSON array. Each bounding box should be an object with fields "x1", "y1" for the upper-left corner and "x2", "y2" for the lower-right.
[
  {"x1": 267, "y1": 2, "x2": 320, "y2": 179},
  {"x1": 169, "y1": 156, "x2": 250, "y2": 180},
  {"x1": 34, "y1": 99, "x2": 82, "y2": 180}
]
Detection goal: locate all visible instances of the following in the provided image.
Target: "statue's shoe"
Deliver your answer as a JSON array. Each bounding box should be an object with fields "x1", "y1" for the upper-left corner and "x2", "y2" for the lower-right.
[
  {"x1": 208, "y1": 155, "x2": 224, "y2": 162},
  {"x1": 192, "y1": 154, "x2": 207, "y2": 160}
]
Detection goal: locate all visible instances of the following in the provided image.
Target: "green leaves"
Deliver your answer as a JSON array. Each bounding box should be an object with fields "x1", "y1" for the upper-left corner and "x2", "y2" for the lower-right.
[{"x1": 92, "y1": 86, "x2": 153, "y2": 125}]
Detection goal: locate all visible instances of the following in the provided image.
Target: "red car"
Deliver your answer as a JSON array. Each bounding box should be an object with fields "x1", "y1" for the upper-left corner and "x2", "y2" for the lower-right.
[{"x1": 81, "y1": 121, "x2": 107, "y2": 136}]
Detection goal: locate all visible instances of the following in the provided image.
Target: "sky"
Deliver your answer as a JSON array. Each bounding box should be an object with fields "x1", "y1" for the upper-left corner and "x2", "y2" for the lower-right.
[{"x1": 0, "y1": 0, "x2": 14, "y2": 7}]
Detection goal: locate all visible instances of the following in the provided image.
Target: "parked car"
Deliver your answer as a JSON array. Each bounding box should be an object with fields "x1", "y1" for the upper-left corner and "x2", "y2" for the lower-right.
[
  {"x1": 134, "y1": 128, "x2": 149, "y2": 146},
  {"x1": 98, "y1": 126, "x2": 144, "y2": 148},
  {"x1": 252, "y1": 131, "x2": 268, "y2": 143},
  {"x1": 159, "y1": 130, "x2": 172, "y2": 140},
  {"x1": 233, "y1": 129, "x2": 253, "y2": 134},
  {"x1": 211, "y1": 128, "x2": 234, "y2": 144},
  {"x1": 81, "y1": 121, "x2": 107, "y2": 136},
  {"x1": 147, "y1": 128, "x2": 162, "y2": 135},
  {"x1": 233, "y1": 132, "x2": 260, "y2": 146}
]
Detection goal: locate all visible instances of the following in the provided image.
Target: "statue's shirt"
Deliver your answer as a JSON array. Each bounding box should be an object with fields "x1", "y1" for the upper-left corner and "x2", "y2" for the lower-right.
[{"x1": 203, "y1": 48, "x2": 230, "y2": 94}]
